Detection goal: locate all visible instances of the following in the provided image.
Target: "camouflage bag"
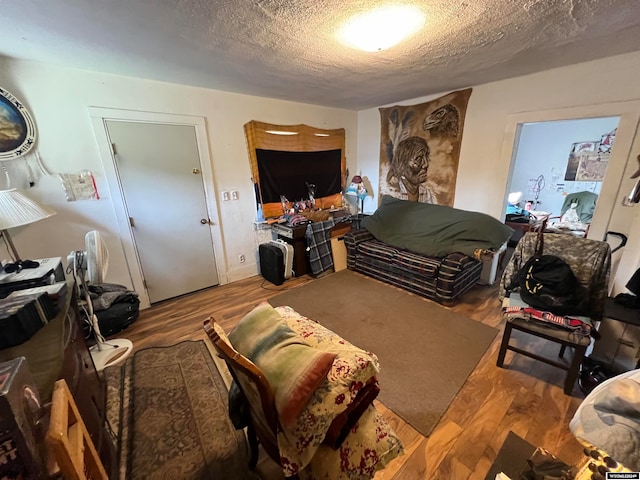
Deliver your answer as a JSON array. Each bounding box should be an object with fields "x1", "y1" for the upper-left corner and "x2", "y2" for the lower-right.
[{"x1": 508, "y1": 224, "x2": 588, "y2": 316}]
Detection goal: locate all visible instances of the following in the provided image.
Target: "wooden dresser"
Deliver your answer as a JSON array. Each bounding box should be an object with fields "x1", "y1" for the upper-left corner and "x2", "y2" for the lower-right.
[{"x1": 0, "y1": 283, "x2": 116, "y2": 477}]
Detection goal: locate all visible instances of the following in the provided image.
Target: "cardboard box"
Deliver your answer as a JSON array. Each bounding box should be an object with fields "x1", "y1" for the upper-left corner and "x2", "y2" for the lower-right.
[{"x1": 331, "y1": 236, "x2": 347, "y2": 272}]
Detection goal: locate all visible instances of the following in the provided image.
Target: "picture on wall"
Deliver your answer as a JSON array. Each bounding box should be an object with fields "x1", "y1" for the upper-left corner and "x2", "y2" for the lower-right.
[
  {"x1": 378, "y1": 88, "x2": 472, "y2": 206},
  {"x1": 564, "y1": 130, "x2": 615, "y2": 182},
  {"x1": 575, "y1": 153, "x2": 609, "y2": 181},
  {"x1": 598, "y1": 128, "x2": 616, "y2": 153},
  {"x1": 0, "y1": 87, "x2": 36, "y2": 160}
]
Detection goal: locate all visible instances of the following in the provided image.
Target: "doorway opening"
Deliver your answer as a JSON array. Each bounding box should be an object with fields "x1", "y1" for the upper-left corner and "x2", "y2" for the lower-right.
[
  {"x1": 505, "y1": 116, "x2": 620, "y2": 240},
  {"x1": 498, "y1": 101, "x2": 640, "y2": 295}
]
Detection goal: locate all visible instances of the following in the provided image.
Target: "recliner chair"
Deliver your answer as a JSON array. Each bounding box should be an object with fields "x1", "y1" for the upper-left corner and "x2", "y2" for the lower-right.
[
  {"x1": 559, "y1": 191, "x2": 598, "y2": 223},
  {"x1": 546, "y1": 191, "x2": 598, "y2": 237}
]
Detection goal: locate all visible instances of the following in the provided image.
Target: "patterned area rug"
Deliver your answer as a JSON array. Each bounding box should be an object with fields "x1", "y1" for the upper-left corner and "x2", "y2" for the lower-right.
[{"x1": 105, "y1": 340, "x2": 256, "y2": 479}]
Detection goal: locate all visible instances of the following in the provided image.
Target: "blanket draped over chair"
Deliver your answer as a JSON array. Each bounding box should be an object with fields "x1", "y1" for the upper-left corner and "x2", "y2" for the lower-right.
[{"x1": 222, "y1": 303, "x2": 404, "y2": 479}]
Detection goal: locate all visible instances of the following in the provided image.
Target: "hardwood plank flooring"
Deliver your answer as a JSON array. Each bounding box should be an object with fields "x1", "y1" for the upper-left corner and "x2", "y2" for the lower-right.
[{"x1": 115, "y1": 271, "x2": 587, "y2": 479}]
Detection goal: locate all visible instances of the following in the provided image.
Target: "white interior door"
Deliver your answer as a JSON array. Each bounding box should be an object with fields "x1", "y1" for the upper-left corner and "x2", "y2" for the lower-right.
[{"x1": 105, "y1": 120, "x2": 219, "y2": 303}]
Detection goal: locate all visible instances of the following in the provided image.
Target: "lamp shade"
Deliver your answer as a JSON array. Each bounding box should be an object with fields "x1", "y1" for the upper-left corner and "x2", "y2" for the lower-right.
[
  {"x1": 508, "y1": 191, "x2": 522, "y2": 205},
  {"x1": 0, "y1": 189, "x2": 55, "y2": 230}
]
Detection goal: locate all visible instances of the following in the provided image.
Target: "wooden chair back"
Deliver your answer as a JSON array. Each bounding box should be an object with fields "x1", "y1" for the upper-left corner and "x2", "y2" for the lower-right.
[
  {"x1": 203, "y1": 318, "x2": 281, "y2": 465},
  {"x1": 46, "y1": 379, "x2": 108, "y2": 480}
]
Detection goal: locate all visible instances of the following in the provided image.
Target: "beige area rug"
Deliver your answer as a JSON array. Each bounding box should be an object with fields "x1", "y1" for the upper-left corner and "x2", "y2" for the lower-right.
[
  {"x1": 105, "y1": 340, "x2": 258, "y2": 480},
  {"x1": 270, "y1": 270, "x2": 498, "y2": 438}
]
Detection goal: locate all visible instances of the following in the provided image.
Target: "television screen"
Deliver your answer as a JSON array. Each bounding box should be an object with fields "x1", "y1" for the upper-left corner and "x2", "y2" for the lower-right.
[{"x1": 256, "y1": 148, "x2": 342, "y2": 203}]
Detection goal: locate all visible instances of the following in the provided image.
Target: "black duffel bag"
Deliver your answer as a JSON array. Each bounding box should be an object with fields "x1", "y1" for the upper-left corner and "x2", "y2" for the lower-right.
[
  {"x1": 86, "y1": 283, "x2": 140, "y2": 337},
  {"x1": 510, "y1": 254, "x2": 588, "y2": 316}
]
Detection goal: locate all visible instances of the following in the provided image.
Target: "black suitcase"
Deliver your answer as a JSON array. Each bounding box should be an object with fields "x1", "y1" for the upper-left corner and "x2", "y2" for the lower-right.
[{"x1": 259, "y1": 243, "x2": 285, "y2": 286}]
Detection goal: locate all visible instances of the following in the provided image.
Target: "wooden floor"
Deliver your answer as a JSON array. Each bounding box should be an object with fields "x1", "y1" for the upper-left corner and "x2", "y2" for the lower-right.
[{"x1": 118, "y1": 271, "x2": 587, "y2": 480}]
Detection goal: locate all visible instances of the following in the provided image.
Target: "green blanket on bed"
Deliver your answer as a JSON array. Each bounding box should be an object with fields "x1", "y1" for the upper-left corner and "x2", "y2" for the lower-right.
[{"x1": 363, "y1": 195, "x2": 513, "y2": 257}]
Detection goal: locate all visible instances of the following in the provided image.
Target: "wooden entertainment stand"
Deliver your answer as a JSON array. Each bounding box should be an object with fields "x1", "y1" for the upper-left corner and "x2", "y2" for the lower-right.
[{"x1": 0, "y1": 283, "x2": 116, "y2": 477}]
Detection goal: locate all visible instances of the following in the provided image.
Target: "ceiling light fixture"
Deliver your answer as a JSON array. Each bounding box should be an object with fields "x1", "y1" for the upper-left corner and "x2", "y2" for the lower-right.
[{"x1": 338, "y1": 5, "x2": 425, "y2": 52}]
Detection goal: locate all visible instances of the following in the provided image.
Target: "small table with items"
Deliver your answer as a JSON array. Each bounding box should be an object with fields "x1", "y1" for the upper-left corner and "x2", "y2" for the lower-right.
[
  {"x1": 268, "y1": 210, "x2": 355, "y2": 278},
  {"x1": 486, "y1": 431, "x2": 634, "y2": 480},
  {"x1": 504, "y1": 212, "x2": 550, "y2": 247},
  {"x1": 0, "y1": 257, "x2": 65, "y2": 298}
]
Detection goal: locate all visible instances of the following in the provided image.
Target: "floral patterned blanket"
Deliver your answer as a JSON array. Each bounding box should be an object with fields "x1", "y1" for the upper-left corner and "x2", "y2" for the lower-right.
[{"x1": 274, "y1": 305, "x2": 404, "y2": 479}]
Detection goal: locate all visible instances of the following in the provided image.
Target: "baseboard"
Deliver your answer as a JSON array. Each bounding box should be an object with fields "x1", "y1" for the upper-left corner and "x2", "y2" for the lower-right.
[{"x1": 226, "y1": 263, "x2": 259, "y2": 283}]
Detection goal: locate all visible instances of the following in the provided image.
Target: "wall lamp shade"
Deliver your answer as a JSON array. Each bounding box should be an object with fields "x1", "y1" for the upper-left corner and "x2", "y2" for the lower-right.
[
  {"x1": 570, "y1": 368, "x2": 640, "y2": 471},
  {"x1": 0, "y1": 188, "x2": 55, "y2": 271},
  {"x1": 508, "y1": 191, "x2": 522, "y2": 205},
  {"x1": 346, "y1": 175, "x2": 368, "y2": 199},
  {"x1": 345, "y1": 175, "x2": 368, "y2": 214}
]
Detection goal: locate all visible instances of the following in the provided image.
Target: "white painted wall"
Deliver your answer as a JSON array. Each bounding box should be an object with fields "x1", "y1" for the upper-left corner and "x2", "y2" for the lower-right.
[
  {"x1": 4, "y1": 49, "x2": 640, "y2": 300},
  {"x1": 357, "y1": 50, "x2": 640, "y2": 295},
  {"x1": 0, "y1": 58, "x2": 358, "y2": 292}
]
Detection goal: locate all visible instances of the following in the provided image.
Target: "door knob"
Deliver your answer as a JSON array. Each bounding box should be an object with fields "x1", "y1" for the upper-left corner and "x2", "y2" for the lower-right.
[{"x1": 200, "y1": 218, "x2": 208, "y2": 224}]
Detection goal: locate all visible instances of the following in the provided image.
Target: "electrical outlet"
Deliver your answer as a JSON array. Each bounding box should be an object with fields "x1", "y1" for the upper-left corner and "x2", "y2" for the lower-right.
[
  {"x1": 231, "y1": 190, "x2": 239, "y2": 200},
  {"x1": 222, "y1": 191, "x2": 230, "y2": 201},
  {"x1": 238, "y1": 254, "x2": 245, "y2": 263}
]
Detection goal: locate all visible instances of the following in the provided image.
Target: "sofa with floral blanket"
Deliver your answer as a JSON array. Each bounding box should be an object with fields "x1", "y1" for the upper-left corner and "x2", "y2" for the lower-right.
[
  {"x1": 345, "y1": 196, "x2": 513, "y2": 304},
  {"x1": 206, "y1": 303, "x2": 404, "y2": 480}
]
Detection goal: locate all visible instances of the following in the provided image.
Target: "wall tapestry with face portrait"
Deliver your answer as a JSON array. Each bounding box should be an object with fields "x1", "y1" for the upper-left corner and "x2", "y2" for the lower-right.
[{"x1": 378, "y1": 88, "x2": 472, "y2": 206}]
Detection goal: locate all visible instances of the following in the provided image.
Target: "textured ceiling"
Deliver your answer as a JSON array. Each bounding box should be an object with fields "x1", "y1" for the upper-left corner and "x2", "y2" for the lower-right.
[{"x1": 2, "y1": 0, "x2": 640, "y2": 110}]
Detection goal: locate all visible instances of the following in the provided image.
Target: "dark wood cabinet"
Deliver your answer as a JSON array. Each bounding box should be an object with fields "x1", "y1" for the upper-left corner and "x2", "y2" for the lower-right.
[
  {"x1": 272, "y1": 223, "x2": 310, "y2": 276},
  {"x1": 62, "y1": 292, "x2": 116, "y2": 475},
  {"x1": 0, "y1": 284, "x2": 116, "y2": 478}
]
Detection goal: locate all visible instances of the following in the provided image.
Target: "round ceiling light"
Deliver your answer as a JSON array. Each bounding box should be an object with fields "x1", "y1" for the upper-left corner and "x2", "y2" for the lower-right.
[{"x1": 338, "y1": 5, "x2": 425, "y2": 52}]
